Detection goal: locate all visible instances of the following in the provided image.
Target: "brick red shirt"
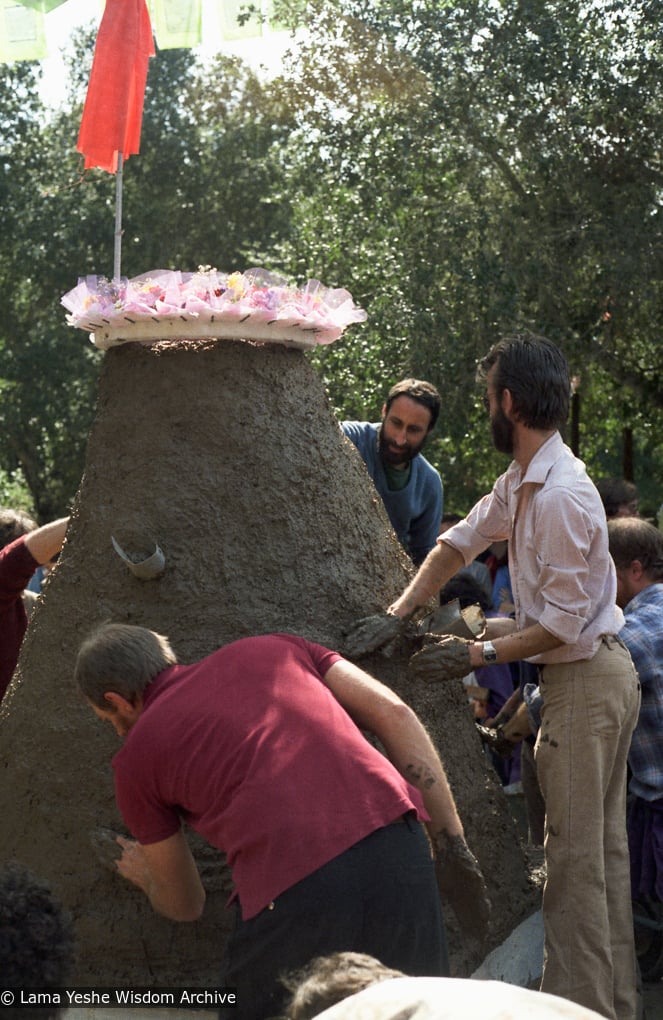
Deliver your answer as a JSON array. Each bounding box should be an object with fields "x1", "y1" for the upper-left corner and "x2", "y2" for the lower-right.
[
  {"x1": 0, "y1": 537, "x2": 38, "y2": 701},
  {"x1": 112, "y1": 634, "x2": 426, "y2": 919}
]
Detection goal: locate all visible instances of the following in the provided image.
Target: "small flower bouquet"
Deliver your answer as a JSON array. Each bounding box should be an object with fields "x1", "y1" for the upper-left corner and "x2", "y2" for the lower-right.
[{"x1": 62, "y1": 267, "x2": 367, "y2": 351}]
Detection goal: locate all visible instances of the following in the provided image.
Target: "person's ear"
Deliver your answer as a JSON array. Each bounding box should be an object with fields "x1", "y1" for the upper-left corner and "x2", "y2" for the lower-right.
[
  {"x1": 630, "y1": 559, "x2": 645, "y2": 582},
  {"x1": 103, "y1": 691, "x2": 133, "y2": 713},
  {"x1": 381, "y1": 402, "x2": 387, "y2": 419}
]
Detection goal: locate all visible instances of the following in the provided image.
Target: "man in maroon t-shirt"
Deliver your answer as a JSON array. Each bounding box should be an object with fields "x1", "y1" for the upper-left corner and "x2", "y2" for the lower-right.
[
  {"x1": 0, "y1": 509, "x2": 69, "y2": 701},
  {"x1": 76, "y1": 623, "x2": 489, "y2": 1020}
]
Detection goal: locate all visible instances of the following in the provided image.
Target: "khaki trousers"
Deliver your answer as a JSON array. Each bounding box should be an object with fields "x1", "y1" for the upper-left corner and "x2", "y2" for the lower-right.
[{"x1": 536, "y1": 637, "x2": 641, "y2": 1020}]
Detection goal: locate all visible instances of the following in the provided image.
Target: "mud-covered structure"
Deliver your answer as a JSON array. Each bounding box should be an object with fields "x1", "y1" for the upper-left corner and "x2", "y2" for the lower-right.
[{"x1": 0, "y1": 339, "x2": 539, "y2": 986}]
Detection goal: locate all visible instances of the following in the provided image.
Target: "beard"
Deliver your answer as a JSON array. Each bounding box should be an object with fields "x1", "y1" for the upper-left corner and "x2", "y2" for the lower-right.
[
  {"x1": 379, "y1": 428, "x2": 425, "y2": 466},
  {"x1": 490, "y1": 406, "x2": 515, "y2": 455}
]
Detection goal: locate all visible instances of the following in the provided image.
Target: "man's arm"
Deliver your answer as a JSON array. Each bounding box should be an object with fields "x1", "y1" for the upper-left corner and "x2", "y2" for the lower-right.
[
  {"x1": 409, "y1": 621, "x2": 564, "y2": 684},
  {"x1": 114, "y1": 830, "x2": 205, "y2": 922},
  {"x1": 323, "y1": 657, "x2": 490, "y2": 940},
  {"x1": 24, "y1": 517, "x2": 69, "y2": 566},
  {"x1": 467, "y1": 621, "x2": 564, "y2": 669},
  {"x1": 389, "y1": 540, "x2": 466, "y2": 618},
  {"x1": 323, "y1": 658, "x2": 464, "y2": 840},
  {"x1": 342, "y1": 540, "x2": 467, "y2": 658}
]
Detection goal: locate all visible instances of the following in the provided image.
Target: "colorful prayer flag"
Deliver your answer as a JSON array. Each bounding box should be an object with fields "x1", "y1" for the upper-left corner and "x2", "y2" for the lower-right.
[
  {"x1": 76, "y1": 0, "x2": 155, "y2": 173},
  {"x1": 151, "y1": 0, "x2": 202, "y2": 50},
  {"x1": 0, "y1": 0, "x2": 46, "y2": 62}
]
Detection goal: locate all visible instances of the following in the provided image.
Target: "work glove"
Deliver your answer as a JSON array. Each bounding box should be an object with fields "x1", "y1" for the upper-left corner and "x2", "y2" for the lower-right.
[
  {"x1": 434, "y1": 832, "x2": 491, "y2": 944},
  {"x1": 408, "y1": 635, "x2": 473, "y2": 681},
  {"x1": 342, "y1": 612, "x2": 404, "y2": 658},
  {"x1": 475, "y1": 722, "x2": 515, "y2": 760}
]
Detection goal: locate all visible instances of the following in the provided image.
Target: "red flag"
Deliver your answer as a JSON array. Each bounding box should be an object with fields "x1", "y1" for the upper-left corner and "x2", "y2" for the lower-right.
[{"x1": 77, "y1": 0, "x2": 156, "y2": 174}]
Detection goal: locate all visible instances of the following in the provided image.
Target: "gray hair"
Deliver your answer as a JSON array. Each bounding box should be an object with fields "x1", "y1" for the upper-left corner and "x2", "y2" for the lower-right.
[
  {"x1": 75, "y1": 623, "x2": 178, "y2": 706},
  {"x1": 608, "y1": 517, "x2": 663, "y2": 581}
]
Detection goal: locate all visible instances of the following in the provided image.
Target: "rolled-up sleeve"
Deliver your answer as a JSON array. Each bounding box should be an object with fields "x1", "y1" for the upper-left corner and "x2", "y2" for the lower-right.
[{"x1": 438, "y1": 481, "x2": 511, "y2": 564}]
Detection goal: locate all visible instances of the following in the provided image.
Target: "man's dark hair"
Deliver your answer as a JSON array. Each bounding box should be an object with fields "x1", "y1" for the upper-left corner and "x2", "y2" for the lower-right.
[
  {"x1": 0, "y1": 862, "x2": 75, "y2": 1018},
  {"x1": 477, "y1": 333, "x2": 570, "y2": 431},
  {"x1": 440, "y1": 570, "x2": 493, "y2": 613},
  {"x1": 281, "y1": 951, "x2": 404, "y2": 1020},
  {"x1": 596, "y1": 478, "x2": 639, "y2": 519},
  {"x1": 608, "y1": 518, "x2": 663, "y2": 581},
  {"x1": 384, "y1": 379, "x2": 441, "y2": 431},
  {"x1": 0, "y1": 509, "x2": 37, "y2": 551}
]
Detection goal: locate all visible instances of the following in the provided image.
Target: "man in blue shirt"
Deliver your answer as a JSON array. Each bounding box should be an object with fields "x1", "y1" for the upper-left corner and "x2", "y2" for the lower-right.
[
  {"x1": 341, "y1": 379, "x2": 443, "y2": 566},
  {"x1": 608, "y1": 516, "x2": 663, "y2": 901}
]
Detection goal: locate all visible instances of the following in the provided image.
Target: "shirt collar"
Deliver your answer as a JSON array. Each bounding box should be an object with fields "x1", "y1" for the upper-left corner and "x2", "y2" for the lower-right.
[{"x1": 509, "y1": 431, "x2": 563, "y2": 491}]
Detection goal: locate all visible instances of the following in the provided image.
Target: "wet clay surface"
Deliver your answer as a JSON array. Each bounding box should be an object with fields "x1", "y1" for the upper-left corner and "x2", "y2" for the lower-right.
[{"x1": 0, "y1": 339, "x2": 540, "y2": 986}]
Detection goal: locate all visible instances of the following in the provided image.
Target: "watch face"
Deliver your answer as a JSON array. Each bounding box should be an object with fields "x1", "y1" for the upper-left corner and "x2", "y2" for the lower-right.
[{"x1": 484, "y1": 644, "x2": 498, "y2": 663}]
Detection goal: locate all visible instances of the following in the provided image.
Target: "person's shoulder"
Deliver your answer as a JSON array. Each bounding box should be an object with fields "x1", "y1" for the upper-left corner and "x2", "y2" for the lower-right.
[
  {"x1": 340, "y1": 420, "x2": 376, "y2": 437},
  {"x1": 0, "y1": 535, "x2": 38, "y2": 578},
  {"x1": 411, "y1": 451, "x2": 442, "y2": 485},
  {"x1": 625, "y1": 584, "x2": 663, "y2": 620}
]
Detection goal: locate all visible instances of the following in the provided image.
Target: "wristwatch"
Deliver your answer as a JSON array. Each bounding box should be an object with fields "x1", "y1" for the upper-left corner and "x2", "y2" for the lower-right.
[{"x1": 482, "y1": 641, "x2": 498, "y2": 664}]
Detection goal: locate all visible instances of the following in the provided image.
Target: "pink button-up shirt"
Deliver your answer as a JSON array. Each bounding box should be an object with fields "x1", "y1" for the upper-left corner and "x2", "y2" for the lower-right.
[{"x1": 441, "y1": 432, "x2": 623, "y2": 664}]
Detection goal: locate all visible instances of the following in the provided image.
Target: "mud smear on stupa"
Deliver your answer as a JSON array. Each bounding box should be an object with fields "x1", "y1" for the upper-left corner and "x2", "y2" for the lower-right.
[{"x1": 0, "y1": 339, "x2": 539, "y2": 985}]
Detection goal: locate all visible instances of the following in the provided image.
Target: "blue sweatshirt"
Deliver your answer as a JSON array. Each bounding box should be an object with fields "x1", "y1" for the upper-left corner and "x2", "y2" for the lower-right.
[{"x1": 341, "y1": 421, "x2": 443, "y2": 566}]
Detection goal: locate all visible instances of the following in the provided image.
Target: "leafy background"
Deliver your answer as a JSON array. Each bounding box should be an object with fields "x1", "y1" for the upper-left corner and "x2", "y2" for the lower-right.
[{"x1": 1, "y1": 0, "x2": 661, "y2": 520}]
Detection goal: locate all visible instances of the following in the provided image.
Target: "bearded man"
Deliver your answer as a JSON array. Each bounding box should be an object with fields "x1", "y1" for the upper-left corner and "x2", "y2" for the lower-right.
[
  {"x1": 341, "y1": 378, "x2": 443, "y2": 565},
  {"x1": 345, "y1": 334, "x2": 640, "y2": 1020}
]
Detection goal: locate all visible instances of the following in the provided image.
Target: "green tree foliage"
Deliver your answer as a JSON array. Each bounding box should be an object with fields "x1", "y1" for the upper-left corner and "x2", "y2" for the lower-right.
[
  {"x1": 1, "y1": 2, "x2": 662, "y2": 517},
  {"x1": 269, "y1": 0, "x2": 663, "y2": 511}
]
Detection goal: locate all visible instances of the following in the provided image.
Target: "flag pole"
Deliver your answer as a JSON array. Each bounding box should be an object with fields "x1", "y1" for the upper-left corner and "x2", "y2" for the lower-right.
[{"x1": 113, "y1": 151, "x2": 124, "y2": 280}]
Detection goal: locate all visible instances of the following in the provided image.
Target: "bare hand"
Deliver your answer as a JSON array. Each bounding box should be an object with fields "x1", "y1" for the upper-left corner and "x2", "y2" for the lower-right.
[
  {"x1": 342, "y1": 613, "x2": 403, "y2": 658},
  {"x1": 408, "y1": 636, "x2": 472, "y2": 681},
  {"x1": 434, "y1": 833, "x2": 491, "y2": 944},
  {"x1": 115, "y1": 836, "x2": 152, "y2": 892},
  {"x1": 90, "y1": 827, "x2": 124, "y2": 872}
]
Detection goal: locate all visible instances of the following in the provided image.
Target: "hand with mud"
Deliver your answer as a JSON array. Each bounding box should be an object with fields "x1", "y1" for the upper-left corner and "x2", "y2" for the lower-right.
[
  {"x1": 342, "y1": 612, "x2": 404, "y2": 658},
  {"x1": 90, "y1": 828, "x2": 150, "y2": 892},
  {"x1": 434, "y1": 833, "x2": 491, "y2": 944},
  {"x1": 408, "y1": 636, "x2": 472, "y2": 681}
]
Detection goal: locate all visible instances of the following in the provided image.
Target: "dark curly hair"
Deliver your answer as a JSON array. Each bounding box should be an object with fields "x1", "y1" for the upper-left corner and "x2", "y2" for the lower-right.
[
  {"x1": 0, "y1": 509, "x2": 37, "y2": 551},
  {"x1": 0, "y1": 863, "x2": 75, "y2": 1018},
  {"x1": 280, "y1": 952, "x2": 404, "y2": 1020}
]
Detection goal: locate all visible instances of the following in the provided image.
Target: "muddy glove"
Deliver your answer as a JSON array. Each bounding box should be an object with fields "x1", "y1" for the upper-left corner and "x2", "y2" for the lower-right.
[
  {"x1": 343, "y1": 612, "x2": 404, "y2": 658},
  {"x1": 408, "y1": 635, "x2": 472, "y2": 681},
  {"x1": 434, "y1": 833, "x2": 491, "y2": 944},
  {"x1": 475, "y1": 722, "x2": 514, "y2": 760}
]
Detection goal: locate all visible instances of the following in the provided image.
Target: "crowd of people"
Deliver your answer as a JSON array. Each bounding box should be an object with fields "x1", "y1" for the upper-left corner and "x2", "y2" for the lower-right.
[{"x1": 1, "y1": 332, "x2": 660, "y2": 1020}]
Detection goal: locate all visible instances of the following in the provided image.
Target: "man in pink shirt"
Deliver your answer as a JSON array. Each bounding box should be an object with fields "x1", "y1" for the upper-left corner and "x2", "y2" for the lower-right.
[
  {"x1": 346, "y1": 334, "x2": 640, "y2": 1020},
  {"x1": 75, "y1": 624, "x2": 489, "y2": 1020},
  {"x1": 0, "y1": 509, "x2": 69, "y2": 701}
]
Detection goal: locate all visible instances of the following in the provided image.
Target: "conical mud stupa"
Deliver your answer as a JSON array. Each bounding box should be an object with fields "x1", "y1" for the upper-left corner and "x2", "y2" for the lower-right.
[{"x1": 0, "y1": 339, "x2": 538, "y2": 986}]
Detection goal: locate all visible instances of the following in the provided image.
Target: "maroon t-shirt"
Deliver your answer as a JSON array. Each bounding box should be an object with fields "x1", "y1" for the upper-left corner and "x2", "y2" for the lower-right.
[
  {"x1": 0, "y1": 537, "x2": 38, "y2": 700},
  {"x1": 112, "y1": 633, "x2": 426, "y2": 919}
]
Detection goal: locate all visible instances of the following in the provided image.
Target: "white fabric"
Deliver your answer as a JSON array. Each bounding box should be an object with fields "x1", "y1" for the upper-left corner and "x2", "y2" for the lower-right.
[{"x1": 314, "y1": 977, "x2": 606, "y2": 1020}]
